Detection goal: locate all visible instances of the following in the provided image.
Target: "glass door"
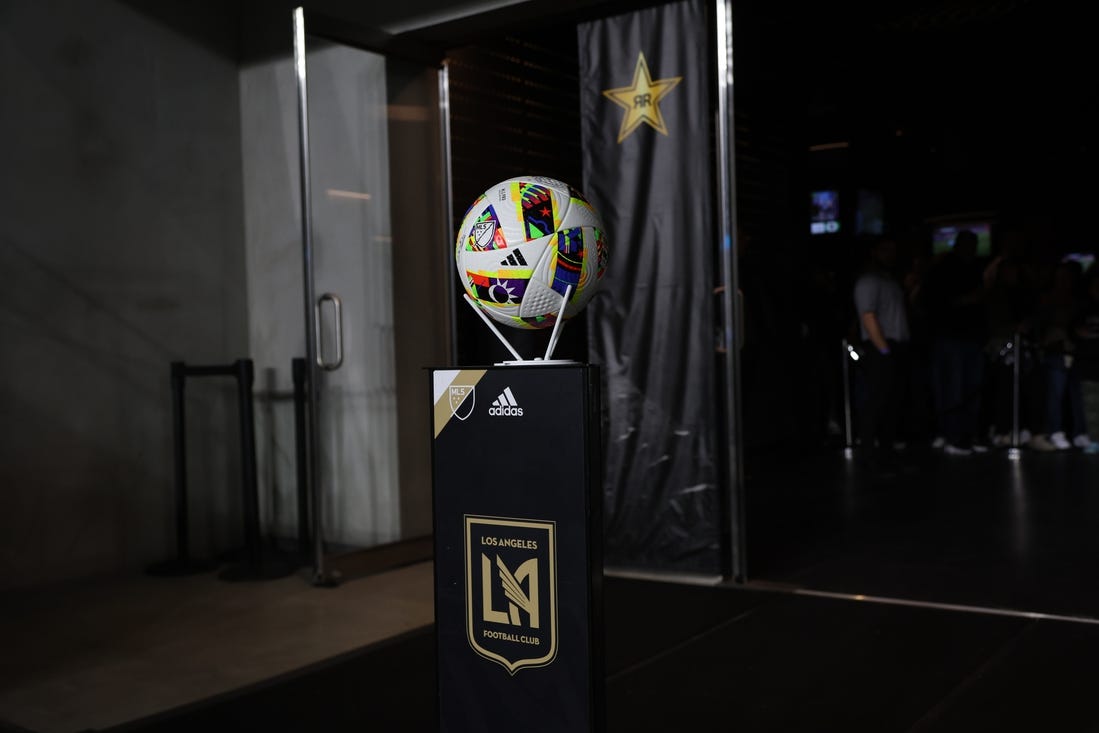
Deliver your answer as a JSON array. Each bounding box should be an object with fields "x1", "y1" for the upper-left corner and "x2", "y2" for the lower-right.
[{"x1": 293, "y1": 9, "x2": 452, "y2": 584}]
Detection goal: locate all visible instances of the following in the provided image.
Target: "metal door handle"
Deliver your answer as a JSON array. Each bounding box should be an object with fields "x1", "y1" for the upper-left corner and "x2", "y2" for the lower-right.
[{"x1": 314, "y1": 293, "x2": 343, "y2": 370}]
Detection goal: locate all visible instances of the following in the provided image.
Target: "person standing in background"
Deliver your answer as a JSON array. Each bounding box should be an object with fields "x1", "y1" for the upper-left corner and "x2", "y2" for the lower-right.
[
  {"x1": 1073, "y1": 265, "x2": 1099, "y2": 452},
  {"x1": 902, "y1": 250, "x2": 936, "y2": 444},
  {"x1": 853, "y1": 237, "x2": 911, "y2": 473},
  {"x1": 1035, "y1": 260, "x2": 1090, "y2": 450},
  {"x1": 924, "y1": 230, "x2": 990, "y2": 455}
]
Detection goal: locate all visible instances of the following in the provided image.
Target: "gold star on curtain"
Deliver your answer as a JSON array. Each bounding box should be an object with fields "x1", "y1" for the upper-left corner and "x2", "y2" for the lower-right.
[{"x1": 602, "y1": 52, "x2": 683, "y2": 144}]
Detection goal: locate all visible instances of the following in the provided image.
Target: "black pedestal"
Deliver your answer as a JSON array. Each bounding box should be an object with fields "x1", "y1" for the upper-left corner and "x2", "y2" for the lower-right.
[{"x1": 431, "y1": 364, "x2": 603, "y2": 733}]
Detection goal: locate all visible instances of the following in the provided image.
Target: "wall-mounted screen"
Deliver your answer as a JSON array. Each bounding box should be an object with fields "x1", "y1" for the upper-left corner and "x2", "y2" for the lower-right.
[
  {"x1": 931, "y1": 221, "x2": 992, "y2": 257},
  {"x1": 856, "y1": 189, "x2": 884, "y2": 236},
  {"x1": 1063, "y1": 252, "x2": 1096, "y2": 272},
  {"x1": 810, "y1": 190, "x2": 840, "y2": 235}
]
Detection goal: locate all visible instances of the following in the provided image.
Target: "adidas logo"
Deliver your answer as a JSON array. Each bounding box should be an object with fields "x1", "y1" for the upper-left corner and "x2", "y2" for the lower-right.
[
  {"x1": 488, "y1": 387, "x2": 524, "y2": 417},
  {"x1": 500, "y1": 251, "x2": 528, "y2": 267}
]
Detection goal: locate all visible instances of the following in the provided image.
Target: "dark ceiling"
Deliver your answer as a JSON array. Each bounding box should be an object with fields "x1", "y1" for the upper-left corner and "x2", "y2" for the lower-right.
[
  {"x1": 413, "y1": 0, "x2": 1096, "y2": 235},
  {"x1": 732, "y1": 0, "x2": 1097, "y2": 243},
  {"x1": 123, "y1": 0, "x2": 1095, "y2": 246}
]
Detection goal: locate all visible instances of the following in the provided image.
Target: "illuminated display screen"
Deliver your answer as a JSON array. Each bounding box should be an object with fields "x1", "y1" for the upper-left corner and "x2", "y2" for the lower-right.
[
  {"x1": 1063, "y1": 253, "x2": 1096, "y2": 272},
  {"x1": 810, "y1": 190, "x2": 840, "y2": 235},
  {"x1": 856, "y1": 190, "x2": 884, "y2": 236},
  {"x1": 931, "y1": 222, "x2": 992, "y2": 257}
]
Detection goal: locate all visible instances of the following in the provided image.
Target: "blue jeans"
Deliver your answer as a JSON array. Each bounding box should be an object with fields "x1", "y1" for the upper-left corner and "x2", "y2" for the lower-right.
[
  {"x1": 932, "y1": 338, "x2": 985, "y2": 446},
  {"x1": 1043, "y1": 354, "x2": 1087, "y2": 437}
]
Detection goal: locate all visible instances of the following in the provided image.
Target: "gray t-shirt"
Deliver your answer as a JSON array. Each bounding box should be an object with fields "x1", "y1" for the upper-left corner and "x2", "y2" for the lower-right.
[{"x1": 854, "y1": 270, "x2": 910, "y2": 342}]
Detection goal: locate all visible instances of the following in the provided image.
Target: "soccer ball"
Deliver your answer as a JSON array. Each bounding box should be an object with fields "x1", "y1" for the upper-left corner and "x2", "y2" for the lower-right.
[{"x1": 455, "y1": 176, "x2": 608, "y2": 330}]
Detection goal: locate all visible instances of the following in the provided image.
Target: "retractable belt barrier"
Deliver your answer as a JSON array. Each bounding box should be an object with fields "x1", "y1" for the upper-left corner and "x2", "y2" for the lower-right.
[
  {"x1": 841, "y1": 333, "x2": 1025, "y2": 460},
  {"x1": 148, "y1": 359, "x2": 296, "y2": 581}
]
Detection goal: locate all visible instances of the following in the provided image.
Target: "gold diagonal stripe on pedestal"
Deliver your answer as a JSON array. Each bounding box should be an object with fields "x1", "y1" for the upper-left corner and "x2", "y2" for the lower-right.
[{"x1": 433, "y1": 369, "x2": 488, "y2": 438}]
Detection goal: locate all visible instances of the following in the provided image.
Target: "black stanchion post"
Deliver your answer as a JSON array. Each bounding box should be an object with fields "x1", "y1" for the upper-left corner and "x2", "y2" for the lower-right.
[
  {"x1": 237, "y1": 359, "x2": 261, "y2": 574},
  {"x1": 171, "y1": 361, "x2": 189, "y2": 562},
  {"x1": 292, "y1": 357, "x2": 311, "y2": 561},
  {"x1": 842, "y1": 339, "x2": 854, "y2": 459},
  {"x1": 220, "y1": 358, "x2": 296, "y2": 582},
  {"x1": 147, "y1": 362, "x2": 217, "y2": 576},
  {"x1": 1009, "y1": 332, "x2": 1022, "y2": 460}
]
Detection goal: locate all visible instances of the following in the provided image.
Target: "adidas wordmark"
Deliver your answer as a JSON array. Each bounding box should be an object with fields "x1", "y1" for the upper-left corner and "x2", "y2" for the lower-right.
[{"x1": 489, "y1": 387, "x2": 524, "y2": 417}]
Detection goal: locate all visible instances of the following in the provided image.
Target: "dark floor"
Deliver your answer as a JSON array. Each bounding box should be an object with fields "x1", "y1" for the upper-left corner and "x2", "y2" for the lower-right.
[
  {"x1": 747, "y1": 444, "x2": 1099, "y2": 619},
  {"x1": 97, "y1": 577, "x2": 1099, "y2": 733},
  {"x1": 7, "y1": 446, "x2": 1099, "y2": 732}
]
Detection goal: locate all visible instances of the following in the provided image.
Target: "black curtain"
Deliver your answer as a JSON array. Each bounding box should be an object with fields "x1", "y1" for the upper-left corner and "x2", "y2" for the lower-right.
[{"x1": 578, "y1": 0, "x2": 721, "y2": 575}]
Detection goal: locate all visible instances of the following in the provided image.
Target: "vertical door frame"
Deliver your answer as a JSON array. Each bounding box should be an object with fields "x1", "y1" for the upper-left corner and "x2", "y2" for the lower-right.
[
  {"x1": 292, "y1": 7, "x2": 449, "y2": 585},
  {"x1": 714, "y1": 0, "x2": 747, "y2": 583}
]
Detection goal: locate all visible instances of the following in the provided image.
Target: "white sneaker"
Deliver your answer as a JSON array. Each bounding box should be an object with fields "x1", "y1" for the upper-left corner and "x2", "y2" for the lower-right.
[
  {"x1": 1050, "y1": 432, "x2": 1072, "y2": 450},
  {"x1": 1073, "y1": 434, "x2": 1092, "y2": 449},
  {"x1": 944, "y1": 444, "x2": 972, "y2": 456},
  {"x1": 932, "y1": 436, "x2": 946, "y2": 449},
  {"x1": 971, "y1": 443, "x2": 990, "y2": 454},
  {"x1": 1028, "y1": 434, "x2": 1057, "y2": 452}
]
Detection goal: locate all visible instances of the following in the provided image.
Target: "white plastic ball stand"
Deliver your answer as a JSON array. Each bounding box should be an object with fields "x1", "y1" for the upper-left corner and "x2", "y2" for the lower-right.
[
  {"x1": 463, "y1": 285, "x2": 576, "y2": 365},
  {"x1": 499, "y1": 359, "x2": 579, "y2": 366}
]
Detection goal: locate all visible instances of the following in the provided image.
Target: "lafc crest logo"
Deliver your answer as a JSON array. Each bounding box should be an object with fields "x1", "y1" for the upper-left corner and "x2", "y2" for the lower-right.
[{"x1": 465, "y1": 515, "x2": 557, "y2": 674}]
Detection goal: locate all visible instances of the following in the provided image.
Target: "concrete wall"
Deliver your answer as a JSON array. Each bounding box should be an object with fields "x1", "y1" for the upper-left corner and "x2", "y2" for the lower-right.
[
  {"x1": 0, "y1": 0, "x2": 248, "y2": 589},
  {"x1": 0, "y1": 0, "x2": 478, "y2": 590}
]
